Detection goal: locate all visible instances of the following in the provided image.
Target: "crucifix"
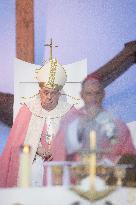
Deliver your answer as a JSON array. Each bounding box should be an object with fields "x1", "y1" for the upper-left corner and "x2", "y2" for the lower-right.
[{"x1": 44, "y1": 38, "x2": 58, "y2": 60}]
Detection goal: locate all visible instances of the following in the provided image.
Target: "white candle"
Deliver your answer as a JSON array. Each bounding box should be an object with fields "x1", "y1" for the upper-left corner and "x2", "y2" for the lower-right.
[
  {"x1": 18, "y1": 145, "x2": 31, "y2": 187},
  {"x1": 89, "y1": 130, "x2": 96, "y2": 191},
  {"x1": 62, "y1": 165, "x2": 70, "y2": 187},
  {"x1": 46, "y1": 165, "x2": 53, "y2": 186}
]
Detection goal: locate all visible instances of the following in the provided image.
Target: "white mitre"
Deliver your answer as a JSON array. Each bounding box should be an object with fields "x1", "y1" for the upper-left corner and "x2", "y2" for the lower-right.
[
  {"x1": 35, "y1": 59, "x2": 67, "y2": 90},
  {"x1": 14, "y1": 58, "x2": 87, "y2": 119}
]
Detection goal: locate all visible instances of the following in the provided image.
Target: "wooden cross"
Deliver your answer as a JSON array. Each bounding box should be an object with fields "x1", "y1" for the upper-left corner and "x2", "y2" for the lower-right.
[{"x1": 44, "y1": 38, "x2": 58, "y2": 60}]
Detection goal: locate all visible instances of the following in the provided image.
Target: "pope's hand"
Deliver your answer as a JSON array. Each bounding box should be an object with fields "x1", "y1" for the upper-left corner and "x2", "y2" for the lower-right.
[{"x1": 37, "y1": 146, "x2": 53, "y2": 161}]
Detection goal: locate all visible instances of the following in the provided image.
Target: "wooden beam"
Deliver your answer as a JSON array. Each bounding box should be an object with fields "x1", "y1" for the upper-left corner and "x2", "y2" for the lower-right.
[
  {"x1": 16, "y1": 0, "x2": 34, "y2": 63},
  {"x1": 0, "y1": 92, "x2": 14, "y2": 127},
  {"x1": 91, "y1": 41, "x2": 136, "y2": 87}
]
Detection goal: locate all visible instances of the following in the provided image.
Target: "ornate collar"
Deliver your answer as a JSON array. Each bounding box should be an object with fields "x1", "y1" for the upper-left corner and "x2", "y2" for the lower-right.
[{"x1": 25, "y1": 95, "x2": 73, "y2": 119}]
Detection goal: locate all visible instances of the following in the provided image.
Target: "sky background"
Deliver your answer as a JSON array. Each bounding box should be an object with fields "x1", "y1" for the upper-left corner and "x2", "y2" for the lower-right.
[{"x1": 0, "y1": 0, "x2": 136, "y2": 152}]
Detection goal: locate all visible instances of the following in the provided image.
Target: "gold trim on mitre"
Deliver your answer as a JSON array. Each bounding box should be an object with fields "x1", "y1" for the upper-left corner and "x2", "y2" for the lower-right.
[
  {"x1": 38, "y1": 82, "x2": 62, "y2": 90},
  {"x1": 35, "y1": 59, "x2": 67, "y2": 90},
  {"x1": 47, "y1": 58, "x2": 58, "y2": 88}
]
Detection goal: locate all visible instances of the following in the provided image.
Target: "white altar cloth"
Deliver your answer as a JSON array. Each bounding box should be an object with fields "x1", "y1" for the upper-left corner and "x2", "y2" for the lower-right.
[{"x1": 0, "y1": 187, "x2": 136, "y2": 205}]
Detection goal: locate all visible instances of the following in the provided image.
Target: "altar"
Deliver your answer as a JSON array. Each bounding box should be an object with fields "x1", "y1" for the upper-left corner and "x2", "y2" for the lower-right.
[{"x1": 0, "y1": 186, "x2": 136, "y2": 205}]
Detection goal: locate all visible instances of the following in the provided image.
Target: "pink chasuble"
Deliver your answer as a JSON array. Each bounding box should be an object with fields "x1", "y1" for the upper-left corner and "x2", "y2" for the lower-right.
[
  {"x1": 0, "y1": 104, "x2": 77, "y2": 187},
  {"x1": 0, "y1": 105, "x2": 32, "y2": 187}
]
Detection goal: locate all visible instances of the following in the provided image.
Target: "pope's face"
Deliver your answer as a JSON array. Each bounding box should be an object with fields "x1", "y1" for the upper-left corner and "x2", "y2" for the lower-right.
[
  {"x1": 81, "y1": 79, "x2": 105, "y2": 111},
  {"x1": 39, "y1": 87, "x2": 61, "y2": 111}
]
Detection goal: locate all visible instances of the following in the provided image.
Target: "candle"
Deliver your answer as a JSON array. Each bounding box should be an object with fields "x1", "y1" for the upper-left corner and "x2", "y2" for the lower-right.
[
  {"x1": 89, "y1": 130, "x2": 96, "y2": 191},
  {"x1": 18, "y1": 144, "x2": 31, "y2": 187}
]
